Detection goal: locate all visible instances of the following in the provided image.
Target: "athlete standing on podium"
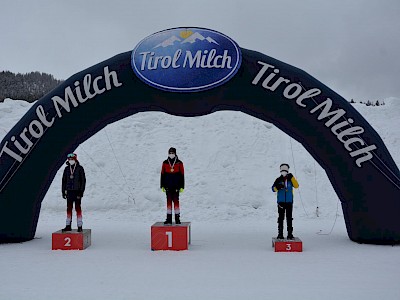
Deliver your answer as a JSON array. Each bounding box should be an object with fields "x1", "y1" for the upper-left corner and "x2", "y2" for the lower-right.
[
  {"x1": 272, "y1": 163, "x2": 299, "y2": 239},
  {"x1": 61, "y1": 153, "x2": 86, "y2": 232},
  {"x1": 160, "y1": 147, "x2": 185, "y2": 224}
]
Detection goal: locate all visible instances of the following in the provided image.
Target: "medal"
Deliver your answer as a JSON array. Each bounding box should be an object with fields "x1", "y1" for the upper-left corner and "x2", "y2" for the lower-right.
[
  {"x1": 69, "y1": 163, "x2": 77, "y2": 180},
  {"x1": 168, "y1": 156, "x2": 177, "y2": 173}
]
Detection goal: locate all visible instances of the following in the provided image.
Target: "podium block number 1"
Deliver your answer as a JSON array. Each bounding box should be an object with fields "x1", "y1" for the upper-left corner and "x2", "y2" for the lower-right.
[
  {"x1": 166, "y1": 231, "x2": 173, "y2": 247},
  {"x1": 151, "y1": 222, "x2": 190, "y2": 251}
]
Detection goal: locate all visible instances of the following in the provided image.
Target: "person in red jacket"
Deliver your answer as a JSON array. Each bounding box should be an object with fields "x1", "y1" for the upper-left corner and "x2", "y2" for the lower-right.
[
  {"x1": 61, "y1": 153, "x2": 86, "y2": 232},
  {"x1": 160, "y1": 147, "x2": 185, "y2": 224}
]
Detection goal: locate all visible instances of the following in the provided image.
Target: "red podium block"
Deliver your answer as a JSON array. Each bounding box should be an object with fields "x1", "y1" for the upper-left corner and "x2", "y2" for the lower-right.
[
  {"x1": 272, "y1": 237, "x2": 302, "y2": 252},
  {"x1": 151, "y1": 222, "x2": 191, "y2": 251},
  {"x1": 52, "y1": 229, "x2": 91, "y2": 250}
]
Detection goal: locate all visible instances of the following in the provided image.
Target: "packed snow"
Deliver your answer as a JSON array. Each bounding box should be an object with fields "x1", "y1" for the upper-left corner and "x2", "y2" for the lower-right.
[{"x1": 0, "y1": 97, "x2": 399, "y2": 300}]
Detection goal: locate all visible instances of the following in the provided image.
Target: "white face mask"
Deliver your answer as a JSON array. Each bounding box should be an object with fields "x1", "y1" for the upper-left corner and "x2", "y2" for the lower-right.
[
  {"x1": 69, "y1": 160, "x2": 76, "y2": 165},
  {"x1": 168, "y1": 154, "x2": 176, "y2": 159},
  {"x1": 280, "y1": 171, "x2": 288, "y2": 177}
]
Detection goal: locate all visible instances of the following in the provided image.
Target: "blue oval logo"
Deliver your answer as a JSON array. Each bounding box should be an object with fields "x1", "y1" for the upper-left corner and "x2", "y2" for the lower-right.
[{"x1": 131, "y1": 27, "x2": 242, "y2": 92}]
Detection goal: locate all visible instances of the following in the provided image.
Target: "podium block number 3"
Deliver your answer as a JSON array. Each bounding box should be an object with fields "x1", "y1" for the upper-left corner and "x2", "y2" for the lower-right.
[
  {"x1": 286, "y1": 243, "x2": 291, "y2": 251},
  {"x1": 166, "y1": 231, "x2": 173, "y2": 247},
  {"x1": 64, "y1": 237, "x2": 71, "y2": 247}
]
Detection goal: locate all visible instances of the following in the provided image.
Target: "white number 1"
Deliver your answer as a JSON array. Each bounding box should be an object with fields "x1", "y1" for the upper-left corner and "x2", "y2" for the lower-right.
[{"x1": 166, "y1": 231, "x2": 173, "y2": 247}]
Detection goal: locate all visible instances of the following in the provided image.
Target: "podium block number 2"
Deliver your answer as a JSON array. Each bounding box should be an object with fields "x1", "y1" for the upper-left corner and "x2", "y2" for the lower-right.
[{"x1": 166, "y1": 231, "x2": 173, "y2": 247}]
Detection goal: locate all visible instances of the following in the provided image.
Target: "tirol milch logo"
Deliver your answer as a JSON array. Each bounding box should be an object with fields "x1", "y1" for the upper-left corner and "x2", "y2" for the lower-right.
[{"x1": 131, "y1": 27, "x2": 242, "y2": 92}]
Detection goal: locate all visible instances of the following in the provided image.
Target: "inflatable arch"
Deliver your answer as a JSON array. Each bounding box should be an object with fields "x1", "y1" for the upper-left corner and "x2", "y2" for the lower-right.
[{"x1": 1, "y1": 27, "x2": 399, "y2": 244}]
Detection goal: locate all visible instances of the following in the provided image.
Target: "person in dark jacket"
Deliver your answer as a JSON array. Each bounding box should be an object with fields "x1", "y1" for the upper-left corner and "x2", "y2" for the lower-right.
[
  {"x1": 271, "y1": 163, "x2": 299, "y2": 239},
  {"x1": 160, "y1": 147, "x2": 185, "y2": 224},
  {"x1": 61, "y1": 153, "x2": 86, "y2": 232}
]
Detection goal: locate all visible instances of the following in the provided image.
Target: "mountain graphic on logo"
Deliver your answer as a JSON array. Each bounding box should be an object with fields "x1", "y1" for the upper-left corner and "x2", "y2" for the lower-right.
[
  {"x1": 153, "y1": 32, "x2": 219, "y2": 49},
  {"x1": 181, "y1": 32, "x2": 219, "y2": 45},
  {"x1": 153, "y1": 36, "x2": 181, "y2": 48}
]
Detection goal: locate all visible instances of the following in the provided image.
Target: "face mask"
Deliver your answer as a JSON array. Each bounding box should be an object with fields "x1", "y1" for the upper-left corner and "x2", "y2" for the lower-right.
[
  {"x1": 69, "y1": 160, "x2": 76, "y2": 165},
  {"x1": 168, "y1": 154, "x2": 175, "y2": 159},
  {"x1": 280, "y1": 171, "x2": 288, "y2": 177}
]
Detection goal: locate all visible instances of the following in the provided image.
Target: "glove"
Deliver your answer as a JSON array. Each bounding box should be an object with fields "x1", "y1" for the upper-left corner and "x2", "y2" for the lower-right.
[
  {"x1": 62, "y1": 191, "x2": 67, "y2": 199},
  {"x1": 287, "y1": 173, "x2": 293, "y2": 180},
  {"x1": 161, "y1": 187, "x2": 165, "y2": 192},
  {"x1": 179, "y1": 188, "x2": 184, "y2": 193},
  {"x1": 275, "y1": 182, "x2": 284, "y2": 190}
]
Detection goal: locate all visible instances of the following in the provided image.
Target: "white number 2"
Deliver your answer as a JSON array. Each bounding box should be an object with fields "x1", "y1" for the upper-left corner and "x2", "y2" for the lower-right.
[
  {"x1": 64, "y1": 237, "x2": 71, "y2": 247},
  {"x1": 286, "y1": 243, "x2": 291, "y2": 251},
  {"x1": 166, "y1": 231, "x2": 173, "y2": 247}
]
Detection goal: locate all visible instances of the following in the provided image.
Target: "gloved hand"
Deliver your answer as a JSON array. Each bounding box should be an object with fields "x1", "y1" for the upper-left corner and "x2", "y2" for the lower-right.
[
  {"x1": 275, "y1": 182, "x2": 284, "y2": 190},
  {"x1": 161, "y1": 187, "x2": 165, "y2": 192},
  {"x1": 179, "y1": 188, "x2": 184, "y2": 193},
  {"x1": 62, "y1": 191, "x2": 67, "y2": 199},
  {"x1": 287, "y1": 173, "x2": 293, "y2": 180}
]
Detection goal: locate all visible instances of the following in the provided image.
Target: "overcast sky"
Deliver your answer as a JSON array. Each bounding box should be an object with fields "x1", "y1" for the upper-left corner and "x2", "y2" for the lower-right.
[{"x1": 1, "y1": 0, "x2": 399, "y2": 101}]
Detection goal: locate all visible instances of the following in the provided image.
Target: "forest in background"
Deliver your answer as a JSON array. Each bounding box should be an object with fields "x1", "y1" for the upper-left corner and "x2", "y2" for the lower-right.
[{"x1": 0, "y1": 71, "x2": 63, "y2": 102}]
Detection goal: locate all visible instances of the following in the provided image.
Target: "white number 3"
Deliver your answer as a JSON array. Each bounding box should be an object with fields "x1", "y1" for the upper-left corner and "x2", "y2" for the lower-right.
[{"x1": 286, "y1": 243, "x2": 291, "y2": 251}]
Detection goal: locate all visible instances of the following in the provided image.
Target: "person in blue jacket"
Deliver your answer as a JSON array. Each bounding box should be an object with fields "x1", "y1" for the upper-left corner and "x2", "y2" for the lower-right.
[{"x1": 272, "y1": 163, "x2": 299, "y2": 239}]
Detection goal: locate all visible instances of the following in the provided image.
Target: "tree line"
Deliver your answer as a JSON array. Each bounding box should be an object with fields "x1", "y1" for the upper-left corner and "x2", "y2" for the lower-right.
[
  {"x1": 0, "y1": 71, "x2": 63, "y2": 103},
  {"x1": 0, "y1": 70, "x2": 387, "y2": 107},
  {"x1": 349, "y1": 99, "x2": 385, "y2": 106}
]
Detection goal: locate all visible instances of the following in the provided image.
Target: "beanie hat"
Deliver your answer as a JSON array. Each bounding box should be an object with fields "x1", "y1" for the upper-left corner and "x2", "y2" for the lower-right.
[
  {"x1": 280, "y1": 163, "x2": 289, "y2": 172},
  {"x1": 168, "y1": 147, "x2": 176, "y2": 154}
]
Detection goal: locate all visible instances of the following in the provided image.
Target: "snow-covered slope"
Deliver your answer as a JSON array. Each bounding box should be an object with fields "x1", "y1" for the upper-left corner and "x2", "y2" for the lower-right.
[{"x1": 0, "y1": 98, "x2": 399, "y2": 222}]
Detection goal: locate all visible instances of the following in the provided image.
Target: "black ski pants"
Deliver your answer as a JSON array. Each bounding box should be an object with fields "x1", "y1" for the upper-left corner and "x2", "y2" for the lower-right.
[{"x1": 277, "y1": 202, "x2": 293, "y2": 230}]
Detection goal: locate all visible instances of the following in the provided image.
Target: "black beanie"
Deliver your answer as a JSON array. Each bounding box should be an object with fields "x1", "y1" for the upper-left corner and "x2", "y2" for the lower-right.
[
  {"x1": 168, "y1": 147, "x2": 176, "y2": 154},
  {"x1": 280, "y1": 163, "x2": 290, "y2": 172}
]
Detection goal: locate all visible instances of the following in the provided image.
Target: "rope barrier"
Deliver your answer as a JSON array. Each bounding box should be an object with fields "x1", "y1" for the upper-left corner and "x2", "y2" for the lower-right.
[
  {"x1": 289, "y1": 137, "x2": 310, "y2": 217},
  {"x1": 104, "y1": 128, "x2": 136, "y2": 204}
]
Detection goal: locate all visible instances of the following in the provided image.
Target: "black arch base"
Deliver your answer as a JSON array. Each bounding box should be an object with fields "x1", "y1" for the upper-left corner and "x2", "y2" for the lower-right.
[{"x1": 1, "y1": 48, "x2": 399, "y2": 244}]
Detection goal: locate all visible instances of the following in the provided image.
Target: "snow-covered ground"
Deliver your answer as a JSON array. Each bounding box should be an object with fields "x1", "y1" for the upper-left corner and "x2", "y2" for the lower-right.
[{"x1": 0, "y1": 97, "x2": 399, "y2": 300}]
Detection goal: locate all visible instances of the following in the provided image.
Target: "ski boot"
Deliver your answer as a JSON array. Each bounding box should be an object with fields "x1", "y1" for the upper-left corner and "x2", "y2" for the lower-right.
[
  {"x1": 277, "y1": 223, "x2": 284, "y2": 239},
  {"x1": 287, "y1": 227, "x2": 294, "y2": 240},
  {"x1": 164, "y1": 214, "x2": 172, "y2": 225},
  {"x1": 62, "y1": 224, "x2": 72, "y2": 232},
  {"x1": 175, "y1": 214, "x2": 181, "y2": 224}
]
